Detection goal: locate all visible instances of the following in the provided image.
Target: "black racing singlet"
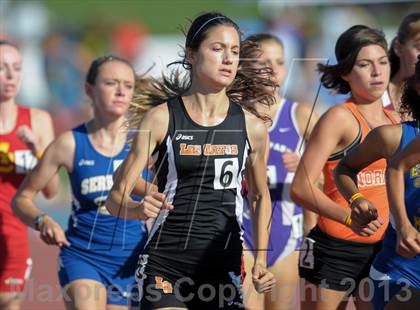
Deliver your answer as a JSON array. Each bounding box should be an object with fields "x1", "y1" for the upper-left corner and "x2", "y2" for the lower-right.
[{"x1": 137, "y1": 96, "x2": 251, "y2": 282}]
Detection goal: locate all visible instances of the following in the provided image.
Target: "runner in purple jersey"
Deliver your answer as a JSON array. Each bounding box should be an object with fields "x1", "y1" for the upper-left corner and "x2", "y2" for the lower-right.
[{"x1": 240, "y1": 34, "x2": 319, "y2": 310}]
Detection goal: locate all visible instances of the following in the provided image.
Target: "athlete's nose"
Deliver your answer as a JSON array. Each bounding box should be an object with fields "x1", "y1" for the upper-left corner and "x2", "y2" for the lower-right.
[
  {"x1": 5, "y1": 67, "x2": 14, "y2": 80},
  {"x1": 115, "y1": 83, "x2": 125, "y2": 96},
  {"x1": 223, "y1": 50, "x2": 234, "y2": 65},
  {"x1": 371, "y1": 62, "x2": 381, "y2": 77},
  {"x1": 269, "y1": 61, "x2": 279, "y2": 76}
]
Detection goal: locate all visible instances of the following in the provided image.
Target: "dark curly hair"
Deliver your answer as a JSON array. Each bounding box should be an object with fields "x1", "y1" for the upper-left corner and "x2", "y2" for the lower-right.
[
  {"x1": 400, "y1": 55, "x2": 420, "y2": 121},
  {"x1": 318, "y1": 25, "x2": 388, "y2": 94}
]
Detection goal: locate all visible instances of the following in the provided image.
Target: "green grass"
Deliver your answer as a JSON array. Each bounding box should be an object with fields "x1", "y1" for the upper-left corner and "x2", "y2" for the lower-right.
[{"x1": 40, "y1": 0, "x2": 260, "y2": 33}]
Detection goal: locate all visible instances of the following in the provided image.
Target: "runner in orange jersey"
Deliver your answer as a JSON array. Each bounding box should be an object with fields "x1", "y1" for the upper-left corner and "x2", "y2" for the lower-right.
[{"x1": 291, "y1": 25, "x2": 397, "y2": 310}]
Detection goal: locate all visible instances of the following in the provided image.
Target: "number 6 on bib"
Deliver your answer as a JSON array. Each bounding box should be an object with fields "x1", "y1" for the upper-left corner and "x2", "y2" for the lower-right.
[{"x1": 213, "y1": 158, "x2": 239, "y2": 190}]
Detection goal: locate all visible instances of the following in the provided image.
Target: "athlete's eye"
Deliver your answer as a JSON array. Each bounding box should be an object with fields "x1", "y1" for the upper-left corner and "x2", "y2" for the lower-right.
[{"x1": 357, "y1": 62, "x2": 369, "y2": 68}]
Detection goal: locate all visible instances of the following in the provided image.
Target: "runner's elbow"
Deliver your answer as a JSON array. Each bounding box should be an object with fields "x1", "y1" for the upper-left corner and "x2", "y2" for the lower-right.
[
  {"x1": 290, "y1": 178, "x2": 304, "y2": 204},
  {"x1": 105, "y1": 190, "x2": 123, "y2": 216}
]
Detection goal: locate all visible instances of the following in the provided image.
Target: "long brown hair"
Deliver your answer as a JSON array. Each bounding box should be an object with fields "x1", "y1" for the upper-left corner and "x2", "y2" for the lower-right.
[
  {"x1": 400, "y1": 55, "x2": 420, "y2": 121},
  {"x1": 128, "y1": 12, "x2": 275, "y2": 129}
]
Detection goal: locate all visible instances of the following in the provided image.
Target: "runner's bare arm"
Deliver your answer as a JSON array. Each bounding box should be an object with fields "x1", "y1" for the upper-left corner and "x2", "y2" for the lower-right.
[
  {"x1": 296, "y1": 102, "x2": 320, "y2": 232},
  {"x1": 291, "y1": 106, "x2": 356, "y2": 224},
  {"x1": 387, "y1": 135, "x2": 420, "y2": 220},
  {"x1": 113, "y1": 164, "x2": 158, "y2": 197},
  {"x1": 334, "y1": 125, "x2": 401, "y2": 229},
  {"x1": 245, "y1": 129, "x2": 269, "y2": 214},
  {"x1": 386, "y1": 135, "x2": 420, "y2": 257},
  {"x1": 106, "y1": 104, "x2": 172, "y2": 220},
  {"x1": 31, "y1": 109, "x2": 60, "y2": 198},
  {"x1": 245, "y1": 113, "x2": 271, "y2": 263},
  {"x1": 11, "y1": 131, "x2": 74, "y2": 247},
  {"x1": 334, "y1": 124, "x2": 401, "y2": 201},
  {"x1": 295, "y1": 102, "x2": 320, "y2": 143},
  {"x1": 245, "y1": 112, "x2": 276, "y2": 293}
]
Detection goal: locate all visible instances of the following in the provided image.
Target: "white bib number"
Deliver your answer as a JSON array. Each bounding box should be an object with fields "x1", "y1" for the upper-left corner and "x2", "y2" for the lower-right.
[
  {"x1": 214, "y1": 158, "x2": 239, "y2": 190},
  {"x1": 15, "y1": 150, "x2": 37, "y2": 174},
  {"x1": 299, "y1": 237, "x2": 315, "y2": 269}
]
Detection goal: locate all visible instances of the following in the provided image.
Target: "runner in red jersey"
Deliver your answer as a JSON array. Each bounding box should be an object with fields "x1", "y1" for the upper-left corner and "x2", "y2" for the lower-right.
[{"x1": 0, "y1": 40, "x2": 58, "y2": 309}]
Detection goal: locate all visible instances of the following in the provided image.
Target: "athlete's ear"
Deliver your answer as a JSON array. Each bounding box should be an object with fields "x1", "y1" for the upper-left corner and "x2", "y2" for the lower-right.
[
  {"x1": 185, "y1": 47, "x2": 195, "y2": 67},
  {"x1": 85, "y1": 82, "x2": 94, "y2": 100},
  {"x1": 341, "y1": 74, "x2": 350, "y2": 82},
  {"x1": 392, "y1": 39, "x2": 402, "y2": 58}
]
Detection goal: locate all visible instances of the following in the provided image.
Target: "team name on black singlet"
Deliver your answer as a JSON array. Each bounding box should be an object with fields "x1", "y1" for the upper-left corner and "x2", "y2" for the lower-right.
[{"x1": 143, "y1": 97, "x2": 250, "y2": 279}]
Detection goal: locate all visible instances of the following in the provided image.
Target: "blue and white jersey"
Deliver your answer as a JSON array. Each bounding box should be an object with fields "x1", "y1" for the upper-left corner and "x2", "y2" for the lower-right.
[
  {"x1": 370, "y1": 121, "x2": 420, "y2": 291},
  {"x1": 383, "y1": 121, "x2": 420, "y2": 250},
  {"x1": 66, "y1": 124, "x2": 148, "y2": 257}
]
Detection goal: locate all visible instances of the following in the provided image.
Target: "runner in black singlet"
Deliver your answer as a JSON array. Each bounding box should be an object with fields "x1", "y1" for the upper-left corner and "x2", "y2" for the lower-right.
[{"x1": 106, "y1": 12, "x2": 276, "y2": 310}]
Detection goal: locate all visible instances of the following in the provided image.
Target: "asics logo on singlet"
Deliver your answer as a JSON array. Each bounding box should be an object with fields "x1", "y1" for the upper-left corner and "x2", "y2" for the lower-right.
[
  {"x1": 78, "y1": 159, "x2": 95, "y2": 166},
  {"x1": 175, "y1": 133, "x2": 194, "y2": 141}
]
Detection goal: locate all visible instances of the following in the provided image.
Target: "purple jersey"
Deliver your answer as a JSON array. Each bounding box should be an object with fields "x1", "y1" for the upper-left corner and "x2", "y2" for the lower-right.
[{"x1": 243, "y1": 99, "x2": 304, "y2": 267}]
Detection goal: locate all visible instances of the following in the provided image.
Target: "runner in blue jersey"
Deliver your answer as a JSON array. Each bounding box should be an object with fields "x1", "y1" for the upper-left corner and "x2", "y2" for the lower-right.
[
  {"x1": 335, "y1": 56, "x2": 420, "y2": 309},
  {"x1": 240, "y1": 33, "x2": 319, "y2": 310},
  {"x1": 12, "y1": 55, "x2": 149, "y2": 309}
]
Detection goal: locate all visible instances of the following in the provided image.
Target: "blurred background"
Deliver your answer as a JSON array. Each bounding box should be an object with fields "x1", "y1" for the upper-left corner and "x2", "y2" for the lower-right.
[{"x1": 1, "y1": 0, "x2": 419, "y2": 308}]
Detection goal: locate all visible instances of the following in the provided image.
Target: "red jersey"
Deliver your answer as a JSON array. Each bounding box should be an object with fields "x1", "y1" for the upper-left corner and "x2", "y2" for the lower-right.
[{"x1": 0, "y1": 105, "x2": 37, "y2": 269}]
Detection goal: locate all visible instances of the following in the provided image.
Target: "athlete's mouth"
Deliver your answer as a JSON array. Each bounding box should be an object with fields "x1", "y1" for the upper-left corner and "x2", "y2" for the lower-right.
[
  {"x1": 220, "y1": 69, "x2": 232, "y2": 76},
  {"x1": 370, "y1": 81, "x2": 384, "y2": 86}
]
